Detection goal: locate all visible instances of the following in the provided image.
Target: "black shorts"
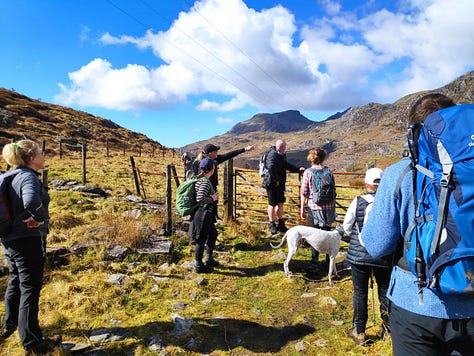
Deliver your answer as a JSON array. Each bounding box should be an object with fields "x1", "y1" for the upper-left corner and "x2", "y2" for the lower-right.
[{"x1": 267, "y1": 184, "x2": 285, "y2": 206}]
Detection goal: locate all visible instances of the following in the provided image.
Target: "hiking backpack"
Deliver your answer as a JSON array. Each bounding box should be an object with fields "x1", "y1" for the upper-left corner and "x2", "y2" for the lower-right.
[
  {"x1": 310, "y1": 167, "x2": 336, "y2": 205},
  {"x1": 0, "y1": 169, "x2": 20, "y2": 238},
  {"x1": 176, "y1": 176, "x2": 199, "y2": 216},
  {"x1": 182, "y1": 152, "x2": 199, "y2": 180},
  {"x1": 403, "y1": 103, "x2": 474, "y2": 297},
  {"x1": 258, "y1": 150, "x2": 269, "y2": 177},
  {"x1": 175, "y1": 176, "x2": 214, "y2": 216}
]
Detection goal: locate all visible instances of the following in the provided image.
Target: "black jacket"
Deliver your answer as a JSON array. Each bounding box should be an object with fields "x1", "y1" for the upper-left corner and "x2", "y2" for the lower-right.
[
  {"x1": 3, "y1": 167, "x2": 49, "y2": 242},
  {"x1": 209, "y1": 148, "x2": 246, "y2": 189},
  {"x1": 265, "y1": 146, "x2": 299, "y2": 188}
]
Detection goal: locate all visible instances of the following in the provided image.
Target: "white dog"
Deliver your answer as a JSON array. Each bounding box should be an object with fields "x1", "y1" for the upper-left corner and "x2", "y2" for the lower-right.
[{"x1": 270, "y1": 225, "x2": 344, "y2": 285}]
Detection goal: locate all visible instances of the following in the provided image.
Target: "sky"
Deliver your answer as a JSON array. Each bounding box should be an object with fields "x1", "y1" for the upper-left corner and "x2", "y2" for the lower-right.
[{"x1": 1, "y1": 0, "x2": 473, "y2": 148}]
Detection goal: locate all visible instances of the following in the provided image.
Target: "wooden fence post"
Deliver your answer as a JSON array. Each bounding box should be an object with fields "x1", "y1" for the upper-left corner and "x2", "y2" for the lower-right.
[
  {"x1": 59, "y1": 139, "x2": 63, "y2": 159},
  {"x1": 41, "y1": 169, "x2": 48, "y2": 189},
  {"x1": 223, "y1": 159, "x2": 234, "y2": 222},
  {"x1": 170, "y1": 164, "x2": 180, "y2": 187},
  {"x1": 123, "y1": 140, "x2": 126, "y2": 156},
  {"x1": 81, "y1": 142, "x2": 87, "y2": 184},
  {"x1": 130, "y1": 156, "x2": 140, "y2": 196},
  {"x1": 106, "y1": 139, "x2": 109, "y2": 158},
  {"x1": 166, "y1": 164, "x2": 172, "y2": 234}
]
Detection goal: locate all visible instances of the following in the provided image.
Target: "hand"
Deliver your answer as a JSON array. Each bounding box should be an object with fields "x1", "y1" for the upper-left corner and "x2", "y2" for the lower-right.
[
  {"x1": 22, "y1": 216, "x2": 43, "y2": 228},
  {"x1": 300, "y1": 209, "x2": 307, "y2": 220},
  {"x1": 245, "y1": 145, "x2": 255, "y2": 152},
  {"x1": 211, "y1": 192, "x2": 219, "y2": 201}
]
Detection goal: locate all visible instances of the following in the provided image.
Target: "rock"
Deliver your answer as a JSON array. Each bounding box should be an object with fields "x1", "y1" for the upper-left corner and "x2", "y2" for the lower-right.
[
  {"x1": 106, "y1": 245, "x2": 129, "y2": 259},
  {"x1": 137, "y1": 237, "x2": 172, "y2": 255},
  {"x1": 172, "y1": 302, "x2": 187, "y2": 310},
  {"x1": 147, "y1": 334, "x2": 165, "y2": 352},
  {"x1": 320, "y1": 296, "x2": 337, "y2": 305},
  {"x1": 122, "y1": 209, "x2": 142, "y2": 219},
  {"x1": 301, "y1": 292, "x2": 318, "y2": 298},
  {"x1": 152, "y1": 273, "x2": 170, "y2": 282},
  {"x1": 89, "y1": 327, "x2": 132, "y2": 342},
  {"x1": 181, "y1": 261, "x2": 195, "y2": 269},
  {"x1": 295, "y1": 340, "x2": 306, "y2": 351},
  {"x1": 107, "y1": 274, "x2": 130, "y2": 286},
  {"x1": 168, "y1": 314, "x2": 194, "y2": 337}
]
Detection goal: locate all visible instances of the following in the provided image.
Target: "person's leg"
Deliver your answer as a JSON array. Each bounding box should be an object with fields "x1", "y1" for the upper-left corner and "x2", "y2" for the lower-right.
[
  {"x1": 13, "y1": 237, "x2": 45, "y2": 349},
  {"x1": 373, "y1": 267, "x2": 391, "y2": 333},
  {"x1": 350, "y1": 264, "x2": 370, "y2": 334},
  {"x1": 445, "y1": 318, "x2": 474, "y2": 355},
  {"x1": 276, "y1": 203, "x2": 283, "y2": 220},
  {"x1": 204, "y1": 223, "x2": 219, "y2": 266},
  {"x1": 267, "y1": 189, "x2": 278, "y2": 234},
  {"x1": 390, "y1": 303, "x2": 447, "y2": 356}
]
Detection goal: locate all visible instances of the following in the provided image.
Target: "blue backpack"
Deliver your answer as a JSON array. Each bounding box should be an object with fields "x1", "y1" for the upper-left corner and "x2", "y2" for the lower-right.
[{"x1": 403, "y1": 103, "x2": 474, "y2": 297}]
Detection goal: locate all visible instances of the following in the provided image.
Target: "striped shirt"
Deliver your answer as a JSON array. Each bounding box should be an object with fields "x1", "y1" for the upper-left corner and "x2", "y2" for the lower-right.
[{"x1": 195, "y1": 177, "x2": 214, "y2": 206}]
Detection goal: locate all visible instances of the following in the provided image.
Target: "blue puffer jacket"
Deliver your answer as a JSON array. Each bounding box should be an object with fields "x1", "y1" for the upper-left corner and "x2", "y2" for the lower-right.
[{"x1": 2, "y1": 167, "x2": 50, "y2": 242}]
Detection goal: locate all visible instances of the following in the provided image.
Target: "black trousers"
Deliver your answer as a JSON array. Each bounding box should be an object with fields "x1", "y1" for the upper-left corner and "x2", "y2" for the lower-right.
[
  {"x1": 2, "y1": 235, "x2": 46, "y2": 348},
  {"x1": 193, "y1": 208, "x2": 217, "y2": 264},
  {"x1": 306, "y1": 208, "x2": 330, "y2": 264},
  {"x1": 390, "y1": 303, "x2": 474, "y2": 355},
  {"x1": 350, "y1": 263, "x2": 390, "y2": 333}
]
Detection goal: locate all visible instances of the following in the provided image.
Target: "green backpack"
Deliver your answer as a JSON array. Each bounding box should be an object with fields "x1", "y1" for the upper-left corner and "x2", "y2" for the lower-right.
[{"x1": 175, "y1": 176, "x2": 214, "y2": 216}]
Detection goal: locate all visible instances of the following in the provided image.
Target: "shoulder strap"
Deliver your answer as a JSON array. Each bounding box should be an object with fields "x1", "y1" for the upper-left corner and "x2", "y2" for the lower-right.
[{"x1": 431, "y1": 141, "x2": 453, "y2": 254}]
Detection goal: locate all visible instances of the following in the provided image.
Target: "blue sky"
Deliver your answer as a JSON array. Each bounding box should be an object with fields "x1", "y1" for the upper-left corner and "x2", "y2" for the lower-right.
[{"x1": 1, "y1": 0, "x2": 473, "y2": 148}]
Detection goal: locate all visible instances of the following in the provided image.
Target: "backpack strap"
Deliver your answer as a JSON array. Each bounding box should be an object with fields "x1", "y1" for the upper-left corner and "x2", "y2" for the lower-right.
[{"x1": 431, "y1": 142, "x2": 453, "y2": 254}]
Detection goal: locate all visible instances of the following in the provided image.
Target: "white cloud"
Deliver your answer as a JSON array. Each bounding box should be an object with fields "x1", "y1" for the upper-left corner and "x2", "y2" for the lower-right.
[
  {"x1": 216, "y1": 116, "x2": 234, "y2": 124},
  {"x1": 56, "y1": 0, "x2": 474, "y2": 113}
]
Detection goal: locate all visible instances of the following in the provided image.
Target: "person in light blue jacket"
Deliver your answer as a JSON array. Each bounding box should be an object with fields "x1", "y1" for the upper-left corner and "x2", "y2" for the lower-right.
[{"x1": 361, "y1": 93, "x2": 474, "y2": 355}]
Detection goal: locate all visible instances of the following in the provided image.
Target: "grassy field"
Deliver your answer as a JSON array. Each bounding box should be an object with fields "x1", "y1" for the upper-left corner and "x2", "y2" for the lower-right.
[{"x1": 0, "y1": 150, "x2": 393, "y2": 355}]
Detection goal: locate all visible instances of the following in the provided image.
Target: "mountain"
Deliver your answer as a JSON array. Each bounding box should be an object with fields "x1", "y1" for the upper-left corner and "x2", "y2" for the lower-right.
[
  {"x1": 229, "y1": 110, "x2": 315, "y2": 134},
  {"x1": 0, "y1": 88, "x2": 163, "y2": 154},
  {"x1": 181, "y1": 70, "x2": 474, "y2": 170},
  {"x1": 1, "y1": 71, "x2": 472, "y2": 170}
]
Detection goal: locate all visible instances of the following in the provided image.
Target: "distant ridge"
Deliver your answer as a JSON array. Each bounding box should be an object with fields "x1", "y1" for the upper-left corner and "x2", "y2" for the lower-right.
[
  {"x1": 229, "y1": 110, "x2": 315, "y2": 134},
  {"x1": 181, "y1": 70, "x2": 474, "y2": 170}
]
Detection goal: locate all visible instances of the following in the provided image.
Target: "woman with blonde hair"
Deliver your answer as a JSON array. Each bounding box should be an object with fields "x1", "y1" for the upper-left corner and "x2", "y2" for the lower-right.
[{"x1": 0, "y1": 140, "x2": 59, "y2": 354}]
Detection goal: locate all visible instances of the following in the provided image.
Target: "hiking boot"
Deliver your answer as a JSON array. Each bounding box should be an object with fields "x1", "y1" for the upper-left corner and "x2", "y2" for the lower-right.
[
  {"x1": 0, "y1": 327, "x2": 15, "y2": 341},
  {"x1": 269, "y1": 221, "x2": 277, "y2": 235},
  {"x1": 277, "y1": 219, "x2": 288, "y2": 233},
  {"x1": 24, "y1": 336, "x2": 62, "y2": 355},
  {"x1": 348, "y1": 328, "x2": 367, "y2": 345},
  {"x1": 204, "y1": 258, "x2": 220, "y2": 267},
  {"x1": 195, "y1": 261, "x2": 214, "y2": 273}
]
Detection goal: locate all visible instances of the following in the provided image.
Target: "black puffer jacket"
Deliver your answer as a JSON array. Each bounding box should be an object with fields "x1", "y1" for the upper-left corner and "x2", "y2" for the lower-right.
[
  {"x1": 344, "y1": 193, "x2": 391, "y2": 267},
  {"x1": 265, "y1": 146, "x2": 299, "y2": 187}
]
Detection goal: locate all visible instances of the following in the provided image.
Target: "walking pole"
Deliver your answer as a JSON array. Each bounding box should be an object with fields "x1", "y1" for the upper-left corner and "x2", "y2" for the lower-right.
[{"x1": 370, "y1": 271, "x2": 376, "y2": 324}]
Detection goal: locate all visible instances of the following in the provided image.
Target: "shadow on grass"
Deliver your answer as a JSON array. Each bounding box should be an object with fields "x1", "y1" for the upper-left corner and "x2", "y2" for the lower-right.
[
  {"x1": 51, "y1": 318, "x2": 315, "y2": 355},
  {"x1": 188, "y1": 318, "x2": 315, "y2": 353}
]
